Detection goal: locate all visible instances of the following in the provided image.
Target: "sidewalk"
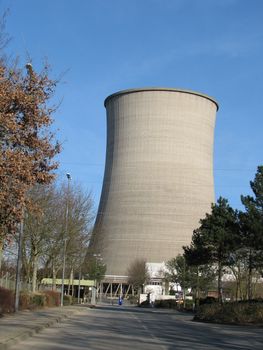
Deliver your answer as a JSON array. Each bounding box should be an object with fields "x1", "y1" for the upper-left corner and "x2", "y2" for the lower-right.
[{"x1": 0, "y1": 305, "x2": 88, "y2": 350}]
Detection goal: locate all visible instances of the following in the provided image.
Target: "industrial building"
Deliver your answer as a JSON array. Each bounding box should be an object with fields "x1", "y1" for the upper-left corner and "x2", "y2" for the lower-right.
[{"x1": 90, "y1": 87, "x2": 218, "y2": 282}]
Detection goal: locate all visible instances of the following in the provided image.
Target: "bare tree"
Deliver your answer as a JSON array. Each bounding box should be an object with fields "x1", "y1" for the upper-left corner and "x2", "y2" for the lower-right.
[
  {"x1": 22, "y1": 184, "x2": 57, "y2": 291},
  {"x1": 39, "y1": 182, "x2": 94, "y2": 291},
  {"x1": 127, "y1": 258, "x2": 150, "y2": 294}
]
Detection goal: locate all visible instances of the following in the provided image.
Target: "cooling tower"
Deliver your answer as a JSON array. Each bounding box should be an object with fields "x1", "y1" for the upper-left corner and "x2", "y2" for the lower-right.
[{"x1": 91, "y1": 88, "x2": 218, "y2": 277}]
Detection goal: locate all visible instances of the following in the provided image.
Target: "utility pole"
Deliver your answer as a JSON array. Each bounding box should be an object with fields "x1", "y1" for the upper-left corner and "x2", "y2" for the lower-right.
[
  {"x1": 14, "y1": 208, "x2": 24, "y2": 312},
  {"x1": 14, "y1": 64, "x2": 32, "y2": 312},
  {"x1": 60, "y1": 173, "x2": 71, "y2": 307}
]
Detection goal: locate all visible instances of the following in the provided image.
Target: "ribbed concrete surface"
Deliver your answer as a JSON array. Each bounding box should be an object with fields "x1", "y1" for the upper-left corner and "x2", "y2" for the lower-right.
[{"x1": 91, "y1": 88, "x2": 218, "y2": 276}]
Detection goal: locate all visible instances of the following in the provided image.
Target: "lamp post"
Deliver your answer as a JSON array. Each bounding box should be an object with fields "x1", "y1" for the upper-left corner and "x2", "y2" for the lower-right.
[
  {"x1": 77, "y1": 268, "x2": 81, "y2": 304},
  {"x1": 14, "y1": 207, "x2": 24, "y2": 312},
  {"x1": 60, "y1": 173, "x2": 71, "y2": 307},
  {"x1": 91, "y1": 253, "x2": 102, "y2": 305},
  {"x1": 14, "y1": 63, "x2": 32, "y2": 312}
]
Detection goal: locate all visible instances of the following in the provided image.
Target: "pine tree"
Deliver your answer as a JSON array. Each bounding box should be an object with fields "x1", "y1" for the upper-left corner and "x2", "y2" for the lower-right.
[
  {"x1": 183, "y1": 197, "x2": 239, "y2": 303},
  {"x1": 240, "y1": 166, "x2": 263, "y2": 299}
]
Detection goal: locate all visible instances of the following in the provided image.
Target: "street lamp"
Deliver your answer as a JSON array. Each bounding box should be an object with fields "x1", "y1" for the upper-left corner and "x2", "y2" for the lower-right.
[
  {"x1": 91, "y1": 253, "x2": 102, "y2": 305},
  {"x1": 14, "y1": 207, "x2": 24, "y2": 312},
  {"x1": 60, "y1": 173, "x2": 71, "y2": 307},
  {"x1": 14, "y1": 64, "x2": 33, "y2": 312},
  {"x1": 77, "y1": 250, "x2": 86, "y2": 304}
]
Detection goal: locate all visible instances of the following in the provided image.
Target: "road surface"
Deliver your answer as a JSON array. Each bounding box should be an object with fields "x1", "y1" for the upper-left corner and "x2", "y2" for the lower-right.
[{"x1": 9, "y1": 304, "x2": 263, "y2": 349}]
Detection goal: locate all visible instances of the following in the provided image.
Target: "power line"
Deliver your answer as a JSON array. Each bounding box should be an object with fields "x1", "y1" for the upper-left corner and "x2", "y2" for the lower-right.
[{"x1": 58, "y1": 162, "x2": 260, "y2": 171}]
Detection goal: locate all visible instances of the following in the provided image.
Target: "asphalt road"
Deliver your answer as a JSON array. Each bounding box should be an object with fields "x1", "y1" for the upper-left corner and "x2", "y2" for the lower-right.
[{"x1": 8, "y1": 304, "x2": 263, "y2": 350}]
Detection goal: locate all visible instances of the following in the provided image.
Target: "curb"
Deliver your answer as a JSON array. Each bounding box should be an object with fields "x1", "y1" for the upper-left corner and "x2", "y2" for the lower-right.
[{"x1": 0, "y1": 308, "x2": 82, "y2": 350}]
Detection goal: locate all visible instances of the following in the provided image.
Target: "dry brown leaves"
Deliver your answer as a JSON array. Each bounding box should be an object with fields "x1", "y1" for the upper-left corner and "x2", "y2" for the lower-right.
[{"x1": 0, "y1": 61, "x2": 60, "y2": 243}]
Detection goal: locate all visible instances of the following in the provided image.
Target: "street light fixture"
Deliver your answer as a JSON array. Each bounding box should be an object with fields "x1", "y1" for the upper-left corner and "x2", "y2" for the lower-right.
[{"x1": 60, "y1": 173, "x2": 71, "y2": 307}]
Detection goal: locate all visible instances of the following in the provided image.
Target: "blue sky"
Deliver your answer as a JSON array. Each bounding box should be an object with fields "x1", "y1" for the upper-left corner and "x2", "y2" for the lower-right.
[{"x1": 1, "y1": 0, "x2": 263, "y2": 210}]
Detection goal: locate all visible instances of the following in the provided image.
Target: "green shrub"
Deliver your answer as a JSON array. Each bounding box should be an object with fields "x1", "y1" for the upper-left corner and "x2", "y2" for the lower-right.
[
  {"x1": 199, "y1": 297, "x2": 217, "y2": 305},
  {"x1": 184, "y1": 299, "x2": 194, "y2": 311},
  {"x1": 195, "y1": 301, "x2": 263, "y2": 324},
  {"x1": 139, "y1": 299, "x2": 151, "y2": 307},
  {"x1": 19, "y1": 292, "x2": 44, "y2": 310},
  {"x1": 154, "y1": 299, "x2": 177, "y2": 308},
  {"x1": 31, "y1": 293, "x2": 46, "y2": 307},
  {"x1": 127, "y1": 295, "x2": 138, "y2": 305},
  {"x1": 19, "y1": 291, "x2": 56, "y2": 310},
  {"x1": 44, "y1": 290, "x2": 60, "y2": 307},
  {"x1": 0, "y1": 286, "x2": 14, "y2": 313},
  {"x1": 19, "y1": 292, "x2": 31, "y2": 310},
  {"x1": 0, "y1": 288, "x2": 63, "y2": 314},
  {"x1": 63, "y1": 295, "x2": 73, "y2": 306}
]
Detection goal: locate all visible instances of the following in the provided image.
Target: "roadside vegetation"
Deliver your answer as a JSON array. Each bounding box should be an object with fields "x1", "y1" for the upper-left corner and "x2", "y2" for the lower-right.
[
  {"x1": 163, "y1": 166, "x2": 263, "y2": 324},
  {"x1": 0, "y1": 285, "x2": 75, "y2": 314},
  {"x1": 127, "y1": 258, "x2": 150, "y2": 294},
  {"x1": 0, "y1": 12, "x2": 101, "y2": 312},
  {"x1": 194, "y1": 300, "x2": 263, "y2": 325}
]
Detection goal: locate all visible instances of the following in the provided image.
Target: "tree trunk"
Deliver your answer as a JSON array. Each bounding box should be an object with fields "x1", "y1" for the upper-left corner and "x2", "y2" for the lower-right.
[
  {"x1": 52, "y1": 263, "x2": 57, "y2": 291},
  {"x1": 68, "y1": 268, "x2": 73, "y2": 296},
  {"x1": 71, "y1": 268, "x2": 74, "y2": 297},
  {"x1": 32, "y1": 254, "x2": 38, "y2": 292},
  {"x1": 247, "y1": 249, "x2": 253, "y2": 300},
  {"x1": 218, "y1": 260, "x2": 223, "y2": 304},
  {"x1": 21, "y1": 242, "x2": 31, "y2": 284},
  {"x1": 235, "y1": 278, "x2": 239, "y2": 301},
  {"x1": 0, "y1": 239, "x2": 3, "y2": 271},
  {"x1": 183, "y1": 259, "x2": 186, "y2": 308},
  {"x1": 233, "y1": 265, "x2": 240, "y2": 301},
  {"x1": 195, "y1": 267, "x2": 200, "y2": 308},
  {"x1": 237, "y1": 264, "x2": 242, "y2": 301}
]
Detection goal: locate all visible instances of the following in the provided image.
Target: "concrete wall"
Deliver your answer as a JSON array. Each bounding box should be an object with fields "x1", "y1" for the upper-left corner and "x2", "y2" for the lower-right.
[{"x1": 91, "y1": 88, "x2": 218, "y2": 277}]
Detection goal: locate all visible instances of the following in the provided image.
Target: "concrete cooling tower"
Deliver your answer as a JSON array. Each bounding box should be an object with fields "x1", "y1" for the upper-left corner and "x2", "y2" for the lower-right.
[{"x1": 91, "y1": 88, "x2": 218, "y2": 278}]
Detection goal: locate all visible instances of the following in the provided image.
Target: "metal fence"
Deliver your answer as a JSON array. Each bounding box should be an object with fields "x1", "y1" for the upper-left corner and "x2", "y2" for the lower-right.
[{"x1": 0, "y1": 275, "x2": 32, "y2": 291}]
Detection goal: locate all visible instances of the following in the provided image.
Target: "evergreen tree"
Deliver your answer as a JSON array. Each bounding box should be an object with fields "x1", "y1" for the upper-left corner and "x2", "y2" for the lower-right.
[
  {"x1": 183, "y1": 197, "x2": 239, "y2": 303},
  {"x1": 165, "y1": 255, "x2": 216, "y2": 306},
  {"x1": 239, "y1": 166, "x2": 263, "y2": 299}
]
